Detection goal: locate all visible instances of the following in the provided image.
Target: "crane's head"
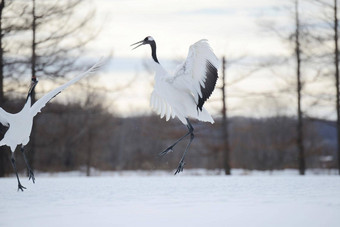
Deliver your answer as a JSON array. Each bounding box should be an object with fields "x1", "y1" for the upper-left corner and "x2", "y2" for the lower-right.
[
  {"x1": 28, "y1": 76, "x2": 39, "y2": 94},
  {"x1": 131, "y1": 36, "x2": 155, "y2": 50}
]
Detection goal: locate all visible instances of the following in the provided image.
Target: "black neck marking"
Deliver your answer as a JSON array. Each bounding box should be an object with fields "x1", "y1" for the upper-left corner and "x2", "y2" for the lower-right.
[
  {"x1": 25, "y1": 82, "x2": 38, "y2": 104},
  {"x1": 25, "y1": 92, "x2": 32, "y2": 104},
  {"x1": 150, "y1": 41, "x2": 159, "y2": 64}
]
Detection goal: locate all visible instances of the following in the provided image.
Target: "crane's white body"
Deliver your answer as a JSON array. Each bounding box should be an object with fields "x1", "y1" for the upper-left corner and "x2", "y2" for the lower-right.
[
  {"x1": 149, "y1": 39, "x2": 218, "y2": 125},
  {"x1": 132, "y1": 36, "x2": 218, "y2": 174},
  {"x1": 0, "y1": 62, "x2": 100, "y2": 153},
  {"x1": 0, "y1": 101, "x2": 33, "y2": 151}
]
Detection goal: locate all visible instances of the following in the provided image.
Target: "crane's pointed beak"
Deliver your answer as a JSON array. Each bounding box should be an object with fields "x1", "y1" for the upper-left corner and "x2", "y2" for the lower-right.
[{"x1": 131, "y1": 40, "x2": 144, "y2": 50}]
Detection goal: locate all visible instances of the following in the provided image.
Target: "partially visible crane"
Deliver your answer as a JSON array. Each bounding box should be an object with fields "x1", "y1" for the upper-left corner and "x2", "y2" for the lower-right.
[{"x1": 0, "y1": 61, "x2": 101, "y2": 191}]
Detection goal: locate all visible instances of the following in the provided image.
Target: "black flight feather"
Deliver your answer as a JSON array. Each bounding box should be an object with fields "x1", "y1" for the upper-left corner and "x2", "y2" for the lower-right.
[{"x1": 197, "y1": 60, "x2": 218, "y2": 111}]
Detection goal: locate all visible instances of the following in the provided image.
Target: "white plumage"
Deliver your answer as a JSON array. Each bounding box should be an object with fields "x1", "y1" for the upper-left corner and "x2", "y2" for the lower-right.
[
  {"x1": 0, "y1": 60, "x2": 101, "y2": 191},
  {"x1": 150, "y1": 39, "x2": 217, "y2": 125},
  {"x1": 132, "y1": 36, "x2": 218, "y2": 174}
]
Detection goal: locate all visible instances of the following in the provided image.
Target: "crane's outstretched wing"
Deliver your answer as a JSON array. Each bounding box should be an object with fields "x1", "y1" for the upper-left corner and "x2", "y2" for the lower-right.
[
  {"x1": 150, "y1": 87, "x2": 178, "y2": 122},
  {"x1": 29, "y1": 60, "x2": 102, "y2": 117},
  {"x1": 172, "y1": 39, "x2": 219, "y2": 111},
  {"x1": 0, "y1": 108, "x2": 10, "y2": 126}
]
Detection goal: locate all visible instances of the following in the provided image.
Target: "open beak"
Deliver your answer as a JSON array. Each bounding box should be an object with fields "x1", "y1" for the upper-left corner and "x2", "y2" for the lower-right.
[{"x1": 131, "y1": 40, "x2": 145, "y2": 50}]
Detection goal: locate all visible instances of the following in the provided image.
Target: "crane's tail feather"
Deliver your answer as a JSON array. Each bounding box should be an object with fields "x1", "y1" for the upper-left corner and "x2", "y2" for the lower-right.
[{"x1": 196, "y1": 107, "x2": 214, "y2": 124}]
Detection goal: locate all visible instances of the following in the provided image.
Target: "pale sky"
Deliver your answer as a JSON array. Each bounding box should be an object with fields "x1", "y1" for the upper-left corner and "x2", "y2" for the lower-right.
[
  {"x1": 88, "y1": 0, "x2": 288, "y2": 58},
  {"x1": 73, "y1": 0, "x2": 335, "y2": 119}
]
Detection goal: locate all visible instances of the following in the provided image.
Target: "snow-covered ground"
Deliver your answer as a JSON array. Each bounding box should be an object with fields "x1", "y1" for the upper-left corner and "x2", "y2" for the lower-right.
[{"x1": 1, "y1": 170, "x2": 340, "y2": 227}]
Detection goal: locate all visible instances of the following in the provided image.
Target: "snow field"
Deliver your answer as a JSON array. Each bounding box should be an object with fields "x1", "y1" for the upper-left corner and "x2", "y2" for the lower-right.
[{"x1": 0, "y1": 175, "x2": 340, "y2": 227}]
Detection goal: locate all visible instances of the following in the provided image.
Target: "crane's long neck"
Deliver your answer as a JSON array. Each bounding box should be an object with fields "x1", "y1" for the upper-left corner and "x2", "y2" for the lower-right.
[
  {"x1": 147, "y1": 40, "x2": 168, "y2": 77},
  {"x1": 25, "y1": 81, "x2": 37, "y2": 107},
  {"x1": 150, "y1": 41, "x2": 159, "y2": 64}
]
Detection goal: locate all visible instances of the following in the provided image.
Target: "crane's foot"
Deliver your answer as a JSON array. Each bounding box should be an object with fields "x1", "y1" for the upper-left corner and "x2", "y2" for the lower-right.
[
  {"x1": 159, "y1": 146, "x2": 174, "y2": 157},
  {"x1": 28, "y1": 169, "x2": 35, "y2": 183},
  {"x1": 17, "y1": 183, "x2": 26, "y2": 192},
  {"x1": 174, "y1": 160, "x2": 185, "y2": 175}
]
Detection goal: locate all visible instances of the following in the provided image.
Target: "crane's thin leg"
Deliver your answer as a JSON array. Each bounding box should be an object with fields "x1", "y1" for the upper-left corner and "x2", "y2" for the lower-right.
[
  {"x1": 10, "y1": 152, "x2": 26, "y2": 191},
  {"x1": 175, "y1": 119, "x2": 194, "y2": 175},
  {"x1": 21, "y1": 146, "x2": 35, "y2": 183},
  {"x1": 159, "y1": 130, "x2": 191, "y2": 157},
  {"x1": 159, "y1": 118, "x2": 194, "y2": 157}
]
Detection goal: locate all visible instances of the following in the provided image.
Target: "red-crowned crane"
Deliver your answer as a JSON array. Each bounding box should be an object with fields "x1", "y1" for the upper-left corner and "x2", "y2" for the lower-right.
[
  {"x1": 0, "y1": 61, "x2": 101, "y2": 191},
  {"x1": 132, "y1": 36, "x2": 218, "y2": 174}
]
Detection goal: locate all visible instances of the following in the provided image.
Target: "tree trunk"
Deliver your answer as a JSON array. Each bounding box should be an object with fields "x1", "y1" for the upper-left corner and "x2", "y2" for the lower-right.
[
  {"x1": 86, "y1": 126, "x2": 92, "y2": 177},
  {"x1": 333, "y1": 0, "x2": 340, "y2": 175},
  {"x1": 0, "y1": 0, "x2": 4, "y2": 102},
  {"x1": 295, "y1": 0, "x2": 305, "y2": 175},
  {"x1": 221, "y1": 56, "x2": 231, "y2": 175},
  {"x1": 0, "y1": 0, "x2": 5, "y2": 178},
  {"x1": 29, "y1": 0, "x2": 37, "y2": 171}
]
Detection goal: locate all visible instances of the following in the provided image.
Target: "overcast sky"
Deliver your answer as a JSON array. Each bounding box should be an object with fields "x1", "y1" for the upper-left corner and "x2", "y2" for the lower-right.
[{"x1": 88, "y1": 0, "x2": 289, "y2": 58}]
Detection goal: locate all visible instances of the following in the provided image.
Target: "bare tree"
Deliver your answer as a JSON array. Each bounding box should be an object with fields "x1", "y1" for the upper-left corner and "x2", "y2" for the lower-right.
[
  {"x1": 0, "y1": 0, "x2": 4, "y2": 103},
  {"x1": 221, "y1": 56, "x2": 231, "y2": 175},
  {"x1": 0, "y1": 0, "x2": 31, "y2": 177},
  {"x1": 332, "y1": 0, "x2": 340, "y2": 175},
  {"x1": 333, "y1": 0, "x2": 340, "y2": 175},
  {"x1": 28, "y1": 0, "x2": 97, "y2": 169},
  {"x1": 0, "y1": 0, "x2": 6, "y2": 177},
  {"x1": 295, "y1": 0, "x2": 306, "y2": 175},
  {"x1": 311, "y1": 0, "x2": 340, "y2": 174},
  {"x1": 257, "y1": 0, "x2": 309, "y2": 174}
]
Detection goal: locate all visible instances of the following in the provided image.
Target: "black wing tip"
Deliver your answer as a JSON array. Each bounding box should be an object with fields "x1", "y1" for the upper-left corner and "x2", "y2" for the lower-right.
[{"x1": 196, "y1": 60, "x2": 218, "y2": 111}]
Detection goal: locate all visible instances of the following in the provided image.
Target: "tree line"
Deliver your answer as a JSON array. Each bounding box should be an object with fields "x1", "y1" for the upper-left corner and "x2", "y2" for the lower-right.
[{"x1": 0, "y1": 98, "x2": 335, "y2": 175}]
